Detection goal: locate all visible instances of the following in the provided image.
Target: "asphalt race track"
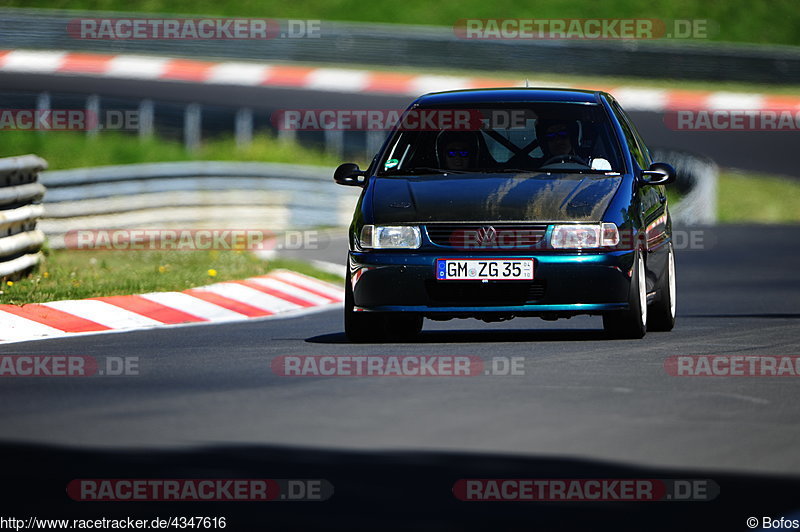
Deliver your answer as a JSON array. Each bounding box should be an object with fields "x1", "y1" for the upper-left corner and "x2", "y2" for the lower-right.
[
  {"x1": 1, "y1": 225, "x2": 799, "y2": 530},
  {"x1": 1, "y1": 67, "x2": 798, "y2": 531},
  {"x1": 1, "y1": 72, "x2": 796, "y2": 177}
]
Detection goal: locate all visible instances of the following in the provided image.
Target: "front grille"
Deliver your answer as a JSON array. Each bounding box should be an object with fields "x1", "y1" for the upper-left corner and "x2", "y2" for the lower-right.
[
  {"x1": 425, "y1": 280, "x2": 546, "y2": 306},
  {"x1": 425, "y1": 224, "x2": 548, "y2": 249}
]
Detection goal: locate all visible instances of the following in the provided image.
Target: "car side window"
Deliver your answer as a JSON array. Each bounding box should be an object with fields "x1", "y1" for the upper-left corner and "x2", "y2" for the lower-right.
[
  {"x1": 610, "y1": 100, "x2": 649, "y2": 170},
  {"x1": 624, "y1": 108, "x2": 653, "y2": 168}
]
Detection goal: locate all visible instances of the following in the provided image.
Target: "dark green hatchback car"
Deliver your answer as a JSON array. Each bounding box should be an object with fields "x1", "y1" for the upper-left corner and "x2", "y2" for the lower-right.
[{"x1": 334, "y1": 88, "x2": 677, "y2": 341}]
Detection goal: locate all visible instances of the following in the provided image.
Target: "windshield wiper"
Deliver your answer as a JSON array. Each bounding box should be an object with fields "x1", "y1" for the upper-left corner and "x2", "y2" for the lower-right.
[
  {"x1": 538, "y1": 168, "x2": 621, "y2": 175},
  {"x1": 387, "y1": 167, "x2": 471, "y2": 175},
  {"x1": 486, "y1": 168, "x2": 618, "y2": 175},
  {"x1": 463, "y1": 167, "x2": 621, "y2": 175}
]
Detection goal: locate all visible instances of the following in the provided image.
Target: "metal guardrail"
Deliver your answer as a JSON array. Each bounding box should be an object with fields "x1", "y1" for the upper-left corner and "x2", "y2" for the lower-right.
[
  {"x1": 7, "y1": 89, "x2": 381, "y2": 158},
  {"x1": 1, "y1": 8, "x2": 799, "y2": 83},
  {"x1": 39, "y1": 162, "x2": 361, "y2": 248},
  {"x1": 0, "y1": 155, "x2": 47, "y2": 279},
  {"x1": 39, "y1": 153, "x2": 714, "y2": 251}
]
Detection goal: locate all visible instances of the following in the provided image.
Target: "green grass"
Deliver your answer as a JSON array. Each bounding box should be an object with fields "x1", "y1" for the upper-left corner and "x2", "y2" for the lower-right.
[
  {"x1": 0, "y1": 131, "x2": 347, "y2": 170},
  {"x1": 7, "y1": 0, "x2": 800, "y2": 46},
  {"x1": 718, "y1": 170, "x2": 800, "y2": 223},
  {"x1": 0, "y1": 250, "x2": 342, "y2": 305}
]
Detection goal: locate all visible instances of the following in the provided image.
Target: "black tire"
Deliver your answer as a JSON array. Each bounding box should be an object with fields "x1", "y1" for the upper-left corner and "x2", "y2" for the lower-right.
[
  {"x1": 344, "y1": 271, "x2": 381, "y2": 342},
  {"x1": 344, "y1": 271, "x2": 423, "y2": 342},
  {"x1": 603, "y1": 249, "x2": 647, "y2": 339},
  {"x1": 647, "y1": 243, "x2": 676, "y2": 332}
]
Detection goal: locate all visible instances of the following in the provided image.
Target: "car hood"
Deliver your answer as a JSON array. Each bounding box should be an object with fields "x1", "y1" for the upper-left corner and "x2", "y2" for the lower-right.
[{"x1": 371, "y1": 173, "x2": 623, "y2": 223}]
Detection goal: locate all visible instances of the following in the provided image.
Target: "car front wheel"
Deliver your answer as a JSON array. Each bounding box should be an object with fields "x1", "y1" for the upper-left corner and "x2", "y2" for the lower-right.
[
  {"x1": 647, "y1": 243, "x2": 676, "y2": 331},
  {"x1": 603, "y1": 249, "x2": 647, "y2": 339},
  {"x1": 344, "y1": 271, "x2": 423, "y2": 342}
]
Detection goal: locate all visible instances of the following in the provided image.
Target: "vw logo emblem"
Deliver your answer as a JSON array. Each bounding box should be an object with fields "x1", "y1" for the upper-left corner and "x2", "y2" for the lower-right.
[{"x1": 475, "y1": 226, "x2": 497, "y2": 246}]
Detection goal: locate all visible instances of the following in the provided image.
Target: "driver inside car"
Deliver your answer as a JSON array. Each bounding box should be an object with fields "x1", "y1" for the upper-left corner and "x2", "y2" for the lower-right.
[
  {"x1": 436, "y1": 131, "x2": 481, "y2": 171},
  {"x1": 538, "y1": 119, "x2": 612, "y2": 171}
]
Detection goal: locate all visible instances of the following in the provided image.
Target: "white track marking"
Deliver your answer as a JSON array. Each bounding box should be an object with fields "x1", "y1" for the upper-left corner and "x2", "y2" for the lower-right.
[
  {"x1": 42, "y1": 300, "x2": 162, "y2": 329},
  {"x1": 0, "y1": 311, "x2": 65, "y2": 341},
  {"x1": 105, "y1": 55, "x2": 168, "y2": 79},
  {"x1": 139, "y1": 292, "x2": 246, "y2": 321},
  {"x1": 246, "y1": 277, "x2": 332, "y2": 305},
  {"x1": 613, "y1": 88, "x2": 668, "y2": 111},
  {"x1": 1, "y1": 50, "x2": 66, "y2": 72},
  {"x1": 206, "y1": 62, "x2": 272, "y2": 85},
  {"x1": 193, "y1": 282, "x2": 301, "y2": 313},
  {"x1": 705, "y1": 92, "x2": 765, "y2": 110},
  {"x1": 409, "y1": 75, "x2": 471, "y2": 95},
  {"x1": 269, "y1": 271, "x2": 344, "y2": 300},
  {"x1": 304, "y1": 68, "x2": 371, "y2": 92}
]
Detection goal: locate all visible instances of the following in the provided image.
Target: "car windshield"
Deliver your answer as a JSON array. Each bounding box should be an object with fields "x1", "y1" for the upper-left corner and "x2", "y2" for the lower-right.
[{"x1": 378, "y1": 102, "x2": 624, "y2": 175}]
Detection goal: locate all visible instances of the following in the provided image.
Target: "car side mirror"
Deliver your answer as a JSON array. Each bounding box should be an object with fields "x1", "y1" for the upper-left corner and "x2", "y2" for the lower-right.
[
  {"x1": 641, "y1": 162, "x2": 676, "y2": 185},
  {"x1": 334, "y1": 163, "x2": 366, "y2": 186}
]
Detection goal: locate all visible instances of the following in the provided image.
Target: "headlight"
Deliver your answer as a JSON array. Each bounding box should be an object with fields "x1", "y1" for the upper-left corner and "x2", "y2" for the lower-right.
[
  {"x1": 550, "y1": 223, "x2": 619, "y2": 249},
  {"x1": 359, "y1": 225, "x2": 421, "y2": 249}
]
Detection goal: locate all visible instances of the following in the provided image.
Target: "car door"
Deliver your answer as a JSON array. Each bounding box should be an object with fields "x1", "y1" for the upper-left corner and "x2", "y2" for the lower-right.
[{"x1": 608, "y1": 98, "x2": 668, "y2": 291}]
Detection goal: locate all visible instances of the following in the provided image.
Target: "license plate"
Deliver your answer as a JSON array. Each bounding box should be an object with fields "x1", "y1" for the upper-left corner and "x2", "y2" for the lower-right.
[{"x1": 436, "y1": 259, "x2": 534, "y2": 280}]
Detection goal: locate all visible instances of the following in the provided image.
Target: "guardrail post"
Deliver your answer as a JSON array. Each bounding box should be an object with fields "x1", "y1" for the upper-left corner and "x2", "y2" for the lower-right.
[
  {"x1": 36, "y1": 92, "x2": 50, "y2": 135},
  {"x1": 184, "y1": 103, "x2": 202, "y2": 152},
  {"x1": 138, "y1": 99, "x2": 154, "y2": 139},
  {"x1": 366, "y1": 131, "x2": 384, "y2": 161},
  {"x1": 324, "y1": 129, "x2": 344, "y2": 159},
  {"x1": 235, "y1": 108, "x2": 253, "y2": 148},
  {"x1": 278, "y1": 126, "x2": 297, "y2": 144},
  {"x1": 86, "y1": 94, "x2": 100, "y2": 137}
]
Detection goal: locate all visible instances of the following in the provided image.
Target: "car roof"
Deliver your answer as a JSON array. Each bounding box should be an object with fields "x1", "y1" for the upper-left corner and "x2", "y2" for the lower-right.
[{"x1": 414, "y1": 88, "x2": 607, "y2": 106}]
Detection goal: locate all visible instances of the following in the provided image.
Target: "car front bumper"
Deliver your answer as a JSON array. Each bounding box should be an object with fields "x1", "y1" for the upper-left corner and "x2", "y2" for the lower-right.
[{"x1": 349, "y1": 249, "x2": 636, "y2": 316}]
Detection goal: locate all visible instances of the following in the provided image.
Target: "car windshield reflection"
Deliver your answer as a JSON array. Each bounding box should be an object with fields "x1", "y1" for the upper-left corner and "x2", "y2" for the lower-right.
[{"x1": 379, "y1": 102, "x2": 624, "y2": 176}]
